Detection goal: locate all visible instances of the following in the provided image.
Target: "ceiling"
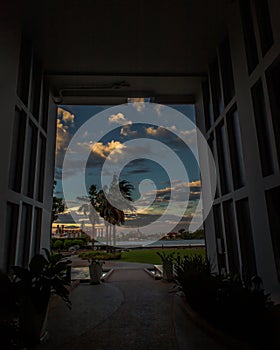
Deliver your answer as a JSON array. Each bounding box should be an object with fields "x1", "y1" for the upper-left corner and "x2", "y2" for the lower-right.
[{"x1": 18, "y1": 0, "x2": 235, "y2": 103}]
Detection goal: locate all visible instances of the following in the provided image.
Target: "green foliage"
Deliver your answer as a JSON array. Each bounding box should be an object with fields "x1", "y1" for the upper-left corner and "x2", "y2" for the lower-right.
[
  {"x1": 0, "y1": 271, "x2": 19, "y2": 348},
  {"x1": 177, "y1": 228, "x2": 205, "y2": 240},
  {"x1": 84, "y1": 178, "x2": 135, "y2": 227},
  {"x1": 120, "y1": 248, "x2": 205, "y2": 265},
  {"x1": 79, "y1": 251, "x2": 121, "y2": 261},
  {"x1": 174, "y1": 255, "x2": 279, "y2": 347},
  {"x1": 156, "y1": 251, "x2": 176, "y2": 263},
  {"x1": 63, "y1": 239, "x2": 73, "y2": 249},
  {"x1": 51, "y1": 238, "x2": 89, "y2": 250},
  {"x1": 175, "y1": 254, "x2": 216, "y2": 316},
  {"x1": 72, "y1": 239, "x2": 84, "y2": 247},
  {"x1": 52, "y1": 181, "x2": 65, "y2": 223},
  {"x1": 0, "y1": 249, "x2": 72, "y2": 348},
  {"x1": 80, "y1": 233, "x2": 91, "y2": 242},
  {"x1": 53, "y1": 239, "x2": 63, "y2": 250},
  {"x1": 11, "y1": 248, "x2": 72, "y2": 311}
]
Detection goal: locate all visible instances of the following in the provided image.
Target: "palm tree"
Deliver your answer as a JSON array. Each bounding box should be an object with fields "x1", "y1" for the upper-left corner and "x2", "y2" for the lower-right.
[
  {"x1": 78, "y1": 179, "x2": 134, "y2": 246},
  {"x1": 96, "y1": 188, "x2": 120, "y2": 246},
  {"x1": 78, "y1": 185, "x2": 99, "y2": 239},
  {"x1": 97, "y1": 176, "x2": 135, "y2": 246}
]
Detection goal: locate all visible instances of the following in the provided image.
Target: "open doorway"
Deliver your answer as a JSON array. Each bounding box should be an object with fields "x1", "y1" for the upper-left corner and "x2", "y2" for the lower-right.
[{"x1": 52, "y1": 100, "x2": 205, "y2": 251}]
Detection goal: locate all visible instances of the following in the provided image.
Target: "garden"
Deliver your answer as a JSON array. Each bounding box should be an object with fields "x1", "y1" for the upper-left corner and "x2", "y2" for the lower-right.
[
  {"x1": 77, "y1": 247, "x2": 205, "y2": 264},
  {"x1": 163, "y1": 253, "x2": 280, "y2": 349}
]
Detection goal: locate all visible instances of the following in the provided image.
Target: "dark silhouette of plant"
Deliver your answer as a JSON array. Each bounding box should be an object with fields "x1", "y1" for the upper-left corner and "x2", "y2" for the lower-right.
[
  {"x1": 78, "y1": 184, "x2": 100, "y2": 239},
  {"x1": 96, "y1": 176, "x2": 135, "y2": 246},
  {"x1": 12, "y1": 248, "x2": 71, "y2": 311},
  {"x1": 52, "y1": 181, "x2": 65, "y2": 222},
  {"x1": 174, "y1": 254, "x2": 279, "y2": 347},
  {"x1": 78, "y1": 177, "x2": 135, "y2": 246}
]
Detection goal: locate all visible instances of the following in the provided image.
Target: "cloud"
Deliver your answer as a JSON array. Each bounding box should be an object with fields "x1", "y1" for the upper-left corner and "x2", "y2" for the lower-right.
[
  {"x1": 145, "y1": 125, "x2": 178, "y2": 138},
  {"x1": 120, "y1": 125, "x2": 138, "y2": 137},
  {"x1": 54, "y1": 213, "x2": 76, "y2": 224},
  {"x1": 128, "y1": 98, "x2": 145, "y2": 103},
  {"x1": 189, "y1": 180, "x2": 201, "y2": 187},
  {"x1": 108, "y1": 113, "x2": 131, "y2": 125},
  {"x1": 128, "y1": 98, "x2": 146, "y2": 112},
  {"x1": 124, "y1": 167, "x2": 152, "y2": 175},
  {"x1": 55, "y1": 108, "x2": 75, "y2": 167},
  {"x1": 56, "y1": 119, "x2": 68, "y2": 153},
  {"x1": 76, "y1": 140, "x2": 126, "y2": 160},
  {"x1": 139, "y1": 180, "x2": 201, "y2": 206},
  {"x1": 154, "y1": 104, "x2": 163, "y2": 116},
  {"x1": 92, "y1": 140, "x2": 126, "y2": 159},
  {"x1": 57, "y1": 107, "x2": 75, "y2": 125},
  {"x1": 179, "y1": 128, "x2": 197, "y2": 146},
  {"x1": 145, "y1": 126, "x2": 166, "y2": 136},
  {"x1": 86, "y1": 141, "x2": 155, "y2": 170}
]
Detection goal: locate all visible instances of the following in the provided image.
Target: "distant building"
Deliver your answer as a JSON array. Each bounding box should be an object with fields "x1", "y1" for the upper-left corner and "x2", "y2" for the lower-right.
[
  {"x1": 52, "y1": 224, "x2": 83, "y2": 238},
  {"x1": 165, "y1": 232, "x2": 177, "y2": 240}
]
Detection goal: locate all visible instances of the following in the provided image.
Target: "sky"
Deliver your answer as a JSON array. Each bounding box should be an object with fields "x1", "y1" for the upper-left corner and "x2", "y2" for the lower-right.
[{"x1": 54, "y1": 101, "x2": 203, "y2": 239}]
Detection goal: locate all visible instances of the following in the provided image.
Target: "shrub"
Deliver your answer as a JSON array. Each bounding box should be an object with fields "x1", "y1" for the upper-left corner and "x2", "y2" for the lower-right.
[
  {"x1": 79, "y1": 251, "x2": 121, "y2": 261},
  {"x1": 53, "y1": 239, "x2": 63, "y2": 250},
  {"x1": 72, "y1": 239, "x2": 84, "y2": 247},
  {"x1": 174, "y1": 254, "x2": 279, "y2": 347},
  {"x1": 174, "y1": 254, "x2": 217, "y2": 317},
  {"x1": 63, "y1": 239, "x2": 73, "y2": 249},
  {"x1": 156, "y1": 251, "x2": 176, "y2": 263}
]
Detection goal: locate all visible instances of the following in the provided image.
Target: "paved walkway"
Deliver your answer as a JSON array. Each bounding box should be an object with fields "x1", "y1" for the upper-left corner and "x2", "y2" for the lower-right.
[{"x1": 37, "y1": 263, "x2": 227, "y2": 350}]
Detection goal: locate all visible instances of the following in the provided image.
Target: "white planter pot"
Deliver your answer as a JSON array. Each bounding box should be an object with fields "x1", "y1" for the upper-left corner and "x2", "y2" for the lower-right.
[{"x1": 89, "y1": 262, "x2": 103, "y2": 284}]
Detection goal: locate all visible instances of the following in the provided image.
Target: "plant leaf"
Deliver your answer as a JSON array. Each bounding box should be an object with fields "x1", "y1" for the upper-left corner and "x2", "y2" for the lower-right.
[
  {"x1": 29, "y1": 254, "x2": 48, "y2": 275},
  {"x1": 12, "y1": 266, "x2": 32, "y2": 281}
]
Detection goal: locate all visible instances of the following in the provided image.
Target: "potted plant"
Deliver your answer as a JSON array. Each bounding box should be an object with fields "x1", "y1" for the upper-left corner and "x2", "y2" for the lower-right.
[
  {"x1": 88, "y1": 258, "x2": 104, "y2": 285},
  {"x1": 0, "y1": 271, "x2": 19, "y2": 349},
  {"x1": 156, "y1": 251, "x2": 175, "y2": 281},
  {"x1": 10, "y1": 248, "x2": 72, "y2": 347}
]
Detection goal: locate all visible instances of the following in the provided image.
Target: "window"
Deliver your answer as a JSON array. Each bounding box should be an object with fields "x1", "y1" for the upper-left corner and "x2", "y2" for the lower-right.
[
  {"x1": 41, "y1": 80, "x2": 49, "y2": 131},
  {"x1": 213, "y1": 204, "x2": 227, "y2": 273},
  {"x1": 23, "y1": 121, "x2": 38, "y2": 198},
  {"x1": 30, "y1": 207, "x2": 42, "y2": 257},
  {"x1": 16, "y1": 37, "x2": 32, "y2": 105},
  {"x1": 223, "y1": 200, "x2": 240, "y2": 275},
  {"x1": 235, "y1": 198, "x2": 257, "y2": 280},
  {"x1": 219, "y1": 36, "x2": 235, "y2": 106},
  {"x1": 209, "y1": 58, "x2": 223, "y2": 120},
  {"x1": 254, "y1": 0, "x2": 274, "y2": 55},
  {"x1": 266, "y1": 56, "x2": 280, "y2": 167},
  {"x1": 30, "y1": 57, "x2": 42, "y2": 120},
  {"x1": 36, "y1": 134, "x2": 46, "y2": 202},
  {"x1": 239, "y1": 0, "x2": 259, "y2": 74},
  {"x1": 265, "y1": 186, "x2": 280, "y2": 281},
  {"x1": 251, "y1": 79, "x2": 274, "y2": 176},
  {"x1": 9, "y1": 108, "x2": 27, "y2": 192},
  {"x1": 216, "y1": 122, "x2": 232, "y2": 194},
  {"x1": 226, "y1": 107, "x2": 246, "y2": 189},
  {"x1": 18, "y1": 203, "x2": 33, "y2": 267},
  {"x1": 208, "y1": 133, "x2": 220, "y2": 198},
  {"x1": 202, "y1": 79, "x2": 213, "y2": 131},
  {"x1": 5, "y1": 202, "x2": 19, "y2": 270}
]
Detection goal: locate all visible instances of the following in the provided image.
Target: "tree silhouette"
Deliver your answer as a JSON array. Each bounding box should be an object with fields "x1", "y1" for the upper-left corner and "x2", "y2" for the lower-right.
[
  {"x1": 52, "y1": 180, "x2": 65, "y2": 222},
  {"x1": 78, "y1": 177, "x2": 135, "y2": 245},
  {"x1": 78, "y1": 185, "x2": 100, "y2": 239},
  {"x1": 97, "y1": 176, "x2": 135, "y2": 246}
]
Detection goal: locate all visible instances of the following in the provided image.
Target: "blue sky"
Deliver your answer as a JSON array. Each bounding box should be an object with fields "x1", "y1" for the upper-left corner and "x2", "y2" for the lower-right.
[{"x1": 54, "y1": 102, "x2": 202, "y2": 237}]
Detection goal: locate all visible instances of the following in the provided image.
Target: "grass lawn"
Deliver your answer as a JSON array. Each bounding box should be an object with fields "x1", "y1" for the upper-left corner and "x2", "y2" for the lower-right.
[{"x1": 119, "y1": 248, "x2": 206, "y2": 265}]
